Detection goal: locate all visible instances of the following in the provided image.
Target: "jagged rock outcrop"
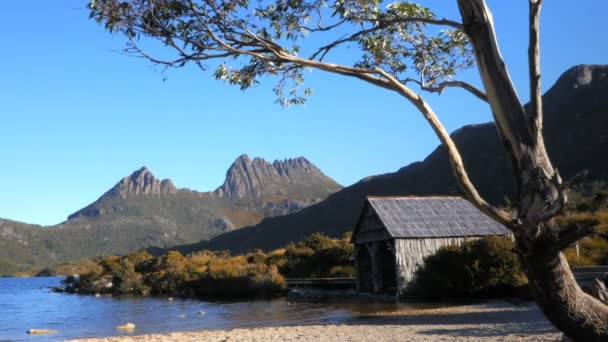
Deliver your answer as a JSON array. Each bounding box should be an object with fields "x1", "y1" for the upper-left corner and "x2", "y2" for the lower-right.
[
  {"x1": 214, "y1": 154, "x2": 342, "y2": 200},
  {"x1": 107, "y1": 167, "x2": 177, "y2": 198}
]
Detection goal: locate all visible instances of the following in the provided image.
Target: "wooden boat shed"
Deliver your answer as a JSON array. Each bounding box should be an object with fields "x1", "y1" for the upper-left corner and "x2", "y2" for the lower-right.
[{"x1": 351, "y1": 196, "x2": 511, "y2": 295}]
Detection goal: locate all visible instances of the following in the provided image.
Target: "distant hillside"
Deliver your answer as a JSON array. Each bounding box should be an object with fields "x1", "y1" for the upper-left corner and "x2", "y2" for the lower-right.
[
  {"x1": 172, "y1": 64, "x2": 608, "y2": 254},
  {"x1": 0, "y1": 155, "x2": 341, "y2": 275}
]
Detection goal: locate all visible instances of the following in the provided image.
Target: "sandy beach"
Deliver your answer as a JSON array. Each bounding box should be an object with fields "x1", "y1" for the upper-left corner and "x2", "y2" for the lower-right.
[{"x1": 72, "y1": 301, "x2": 562, "y2": 341}]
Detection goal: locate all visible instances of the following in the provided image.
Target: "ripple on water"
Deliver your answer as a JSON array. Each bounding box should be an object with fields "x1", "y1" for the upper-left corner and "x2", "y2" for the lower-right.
[{"x1": 0, "y1": 277, "x2": 454, "y2": 342}]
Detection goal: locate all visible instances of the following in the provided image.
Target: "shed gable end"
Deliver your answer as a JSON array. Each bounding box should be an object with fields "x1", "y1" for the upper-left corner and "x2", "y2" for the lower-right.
[{"x1": 352, "y1": 203, "x2": 391, "y2": 244}]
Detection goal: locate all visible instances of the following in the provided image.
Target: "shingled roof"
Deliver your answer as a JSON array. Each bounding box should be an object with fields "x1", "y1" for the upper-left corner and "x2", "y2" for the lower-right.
[{"x1": 353, "y1": 196, "x2": 510, "y2": 242}]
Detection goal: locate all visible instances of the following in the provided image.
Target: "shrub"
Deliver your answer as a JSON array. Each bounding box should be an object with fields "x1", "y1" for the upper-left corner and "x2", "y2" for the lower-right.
[
  {"x1": 413, "y1": 236, "x2": 526, "y2": 298},
  {"x1": 279, "y1": 232, "x2": 354, "y2": 278},
  {"x1": 141, "y1": 251, "x2": 193, "y2": 295},
  {"x1": 561, "y1": 211, "x2": 608, "y2": 266},
  {"x1": 193, "y1": 263, "x2": 286, "y2": 298}
]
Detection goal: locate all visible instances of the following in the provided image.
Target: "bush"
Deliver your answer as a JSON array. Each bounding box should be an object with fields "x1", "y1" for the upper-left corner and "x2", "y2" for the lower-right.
[
  {"x1": 413, "y1": 236, "x2": 527, "y2": 298},
  {"x1": 193, "y1": 263, "x2": 286, "y2": 298},
  {"x1": 141, "y1": 251, "x2": 193, "y2": 295},
  {"x1": 279, "y1": 233, "x2": 354, "y2": 278},
  {"x1": 558, "y1": 211, "x2": 608, "y2": 266}
]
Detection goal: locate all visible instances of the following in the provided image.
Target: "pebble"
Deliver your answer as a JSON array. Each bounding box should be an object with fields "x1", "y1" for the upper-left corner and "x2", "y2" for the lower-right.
[
  {"x1": 116, "y1": 323, "x2": 135, "y2": 331},
  {"x1": 27, "y1": 329, "x2": 57, "y2": 335}
]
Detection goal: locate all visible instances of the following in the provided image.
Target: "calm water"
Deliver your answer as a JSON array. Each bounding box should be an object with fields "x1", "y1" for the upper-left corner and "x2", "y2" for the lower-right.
[{"x1": 0, "y1": 277, "x2": 435, "y2": 342}]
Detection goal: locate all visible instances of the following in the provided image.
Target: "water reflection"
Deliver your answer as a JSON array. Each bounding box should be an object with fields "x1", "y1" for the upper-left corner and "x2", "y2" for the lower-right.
[{"x1": 0, "y1": 277, "x2": 452, "y2": 342}]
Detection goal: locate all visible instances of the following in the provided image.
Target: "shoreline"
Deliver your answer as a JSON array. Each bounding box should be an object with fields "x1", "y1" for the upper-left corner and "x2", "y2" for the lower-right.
[{"x1": 71, "y1": 301, "x2": 561, "y2": 342}]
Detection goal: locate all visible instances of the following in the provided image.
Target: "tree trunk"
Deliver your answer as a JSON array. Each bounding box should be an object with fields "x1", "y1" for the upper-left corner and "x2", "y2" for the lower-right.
[
  {"x1": 590, "y1": 279, "x2": 608, "y2": 305},
  {"x1": 522, "y1": 246, "x2": 608, "y2": 341},
  {"x1": 456, "y1": 0, "x2": 608, "y2": 340}
]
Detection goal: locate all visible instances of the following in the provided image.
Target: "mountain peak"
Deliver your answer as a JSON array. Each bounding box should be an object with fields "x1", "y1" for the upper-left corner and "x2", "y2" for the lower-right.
[
  {"x1": 214, "y1": 155, "x2": 340, "y2": 200},
  {"x1": 107, "y1": 167, "x2": 176, "y2": 198},
  {"x1": 67, "y1": 167, "x2": 177, "y2": 220}
]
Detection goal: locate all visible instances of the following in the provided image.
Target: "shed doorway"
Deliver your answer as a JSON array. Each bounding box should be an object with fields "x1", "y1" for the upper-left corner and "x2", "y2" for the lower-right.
[
  {"x1": 356, "y1": 246, "x2": 373, "y2": 292},
  {"x1": 378, "y1": 240, "x2": 397, "y2": 292},
  {"x1": 356, "y1": 241, "x2": 397, "y2": 294}
]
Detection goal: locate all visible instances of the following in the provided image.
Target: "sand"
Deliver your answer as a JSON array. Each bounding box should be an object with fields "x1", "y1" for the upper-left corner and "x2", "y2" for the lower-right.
[{"x1": 72, "y1": 301, "x2": 562, "y2": 341}]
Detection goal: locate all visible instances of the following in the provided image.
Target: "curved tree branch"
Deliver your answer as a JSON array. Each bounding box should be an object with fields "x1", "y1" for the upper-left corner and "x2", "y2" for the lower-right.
[
  {"x1": 373, "y1": 67, "x2": 512, "y2": 225},
  {"x1": 529, "y1": 0, "x2": 543, "y2": 140},
  {"x1": 407, "y1": 78, "x2": 488, "y2": 102}
]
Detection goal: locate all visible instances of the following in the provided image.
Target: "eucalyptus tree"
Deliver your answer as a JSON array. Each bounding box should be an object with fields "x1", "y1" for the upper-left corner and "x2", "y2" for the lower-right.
[{"x1": 88, "y1": 0, "x2": 607, "y2": 339}]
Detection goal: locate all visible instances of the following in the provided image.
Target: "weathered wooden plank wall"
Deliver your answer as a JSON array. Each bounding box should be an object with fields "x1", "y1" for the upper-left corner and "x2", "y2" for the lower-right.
[{"x1": 394, "y1": 237, "x2": 473, "y2": 294}]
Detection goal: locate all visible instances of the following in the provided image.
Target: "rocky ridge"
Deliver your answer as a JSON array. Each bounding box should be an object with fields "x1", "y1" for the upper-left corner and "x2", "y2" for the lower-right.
[{"x1": 214, "y1": 154, "x2": 340, "y2": 200}]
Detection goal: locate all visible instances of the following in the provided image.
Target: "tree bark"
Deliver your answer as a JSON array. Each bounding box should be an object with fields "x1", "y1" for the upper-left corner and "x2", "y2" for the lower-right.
[
  {"x1": 523, "y1": 248, "x2": 608, "y2": 340},
  {"x1": 456, "y1": 0, "x2": 608, "y2": 340},
  {"x1": 590, "y1": 279, "x2": 608, "y2": 305}
]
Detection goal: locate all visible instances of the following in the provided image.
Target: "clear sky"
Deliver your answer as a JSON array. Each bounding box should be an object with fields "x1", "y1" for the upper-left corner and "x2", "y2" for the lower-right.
[{"x1": 0, "y1": 1, "x2": 605, "y2": 226}]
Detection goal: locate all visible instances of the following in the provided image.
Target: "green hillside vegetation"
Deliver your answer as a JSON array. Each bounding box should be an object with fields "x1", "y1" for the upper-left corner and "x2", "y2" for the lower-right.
[
  {"x1": 0, "y1": 256, "x2": 20, "y2": 277},
  {"x1": 60, "y1": 233, "x2": 353, "y2": 298}
]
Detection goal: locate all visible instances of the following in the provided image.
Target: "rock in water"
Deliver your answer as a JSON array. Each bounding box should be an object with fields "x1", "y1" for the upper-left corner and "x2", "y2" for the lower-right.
[
  {"x1": 116, "y1": 323, "x2": 135, "y2": 331},
  {"x1": 27, "y1": 329, "x2": 57, "y2": 335}
]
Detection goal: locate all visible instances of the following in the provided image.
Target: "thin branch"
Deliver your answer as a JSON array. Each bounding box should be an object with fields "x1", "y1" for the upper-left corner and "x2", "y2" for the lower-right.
[
  {"x1": 371, "y1": 16, "x2": 464, "y2": 31},
  {"x1": 557, "y1": 222, "x2": 596, "y2": 251},
  {"x1": 528, "y1": 0, "x2": 543, "y2": 138},
  {"x1": 311, "y1": 17, "x2": 464, "y2": 61},
  {"x1": 373, "y1": 67, "x2": 513, "y2": 225},
  {"x1": 298, "y1": 18, "x2": 347, "y2": 33},
  {"x1": 407, "y1": 78, "x2": 488, "y2": 102}
]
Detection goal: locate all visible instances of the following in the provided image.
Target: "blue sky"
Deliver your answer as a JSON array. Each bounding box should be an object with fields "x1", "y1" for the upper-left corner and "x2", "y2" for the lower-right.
[{"x1": 0, "y1": 1, "x2": 605, "y2": 225}]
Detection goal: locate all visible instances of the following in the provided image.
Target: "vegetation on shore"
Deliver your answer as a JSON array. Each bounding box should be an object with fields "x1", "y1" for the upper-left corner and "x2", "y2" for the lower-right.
[
  {"x1": 60, "y1": 233, "x2": 353, "y2": 298},
  {"x1": 413, "y1": 236, "x2": 528, "y2": 298}
]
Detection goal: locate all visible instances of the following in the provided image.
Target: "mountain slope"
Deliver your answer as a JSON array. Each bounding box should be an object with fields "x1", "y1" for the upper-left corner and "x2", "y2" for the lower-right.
[
  {"x1": 0, "y1": 156, "x2": 341, "y2": 273},
  {"x1": 175, "y1": 64, "x2": 608, "y2": 254}
]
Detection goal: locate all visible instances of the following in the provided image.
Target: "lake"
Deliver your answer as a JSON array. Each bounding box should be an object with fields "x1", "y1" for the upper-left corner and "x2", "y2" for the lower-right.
[{"x1": 0, "y1": 277, "x2": 438, "y2": 341}]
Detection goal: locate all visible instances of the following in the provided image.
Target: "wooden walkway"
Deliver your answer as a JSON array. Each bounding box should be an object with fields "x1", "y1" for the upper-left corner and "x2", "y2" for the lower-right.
[
  {"x1": 572, "y1": 266, "x2": 608, "y2": 289},
  {"x1": 285, "y1": 277, "x2": 356, "y2": 289},
  {"x1": 285, "y1": 268, "x2": 607, "y2": 291}
]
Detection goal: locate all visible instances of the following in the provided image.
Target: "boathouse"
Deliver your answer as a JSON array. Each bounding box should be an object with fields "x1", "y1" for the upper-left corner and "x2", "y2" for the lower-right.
[{"x1": 351, "y1": 196, "x2": 511, "y2": 295}]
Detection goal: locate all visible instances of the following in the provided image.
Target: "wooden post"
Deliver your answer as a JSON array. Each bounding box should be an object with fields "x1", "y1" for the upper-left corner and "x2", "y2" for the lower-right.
[
  {"x1": 354, "y1": 245, "x2": 361, "y2": 292},
  {"x1": 366, "y1": 242, "x2": 382, "y2": 293},
  {"x1": 388, "y1": 240, "x2": 399, "y2": 297}
]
